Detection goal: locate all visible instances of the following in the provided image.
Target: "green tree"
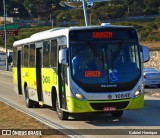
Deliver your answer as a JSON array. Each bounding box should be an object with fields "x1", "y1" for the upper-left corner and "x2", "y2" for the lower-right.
[
  {"x1": 121, "y1": 0, "x2": 132, "y2": 14},
  {"x1": 23, "y1": 0, "x2": 35, "y2": 18},
  {"x1": 0, "y1": 37, "x2": 4, "y2": 48},
  {"x1": 23, "y1": 0, "x2": 60, "y2": 18},
  {"x1": 55, "y1": 0, "x2": 61, "y2": 9},
  {"x1": 144, "y1": 0, "x2": 160, "y2": 9},
  {"x1": 111, "y1": 0, "x2": 124, "y2": 5},
  {"x1": 14, "y1": 0, "x2": 25, "y2": 3},
  {"x1": 155, "y1": 16, "x2": 160, "y2": 28},
  {"x1": 69, "y1": 9, "x2": 83, "y2": 21},
  {"x1": 130, "y1": 0, "x2": 144, "y2": 15},
  {"x1": 7, "y1": 37, "x2": 16, "y2": 49},
  {"x1": 56, "y1": 11, "x2": 71, "y2": 21},
  {"x1": 9, "y1": 0, "x2": 29, "y2": 19},
  {"x1": 0, "y1": 1, "x2": 3, "y2": 16},
  {"x1": 144, "y1": 0, "x2": 160, "y2": 14}
]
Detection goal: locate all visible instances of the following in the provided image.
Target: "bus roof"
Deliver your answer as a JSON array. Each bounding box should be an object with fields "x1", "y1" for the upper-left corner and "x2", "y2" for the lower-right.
[{"x1": 13, "y1": 25, "x2": 136, "y2": 47}]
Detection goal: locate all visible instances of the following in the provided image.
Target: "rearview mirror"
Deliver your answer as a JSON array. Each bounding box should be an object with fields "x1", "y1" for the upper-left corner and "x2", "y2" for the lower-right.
[
  {"x1": 59, "y1": 48, "x2": 68, "y2": 65},
  {"x1": 142, "y1": 45, "x2": 150, "y2": 63}
]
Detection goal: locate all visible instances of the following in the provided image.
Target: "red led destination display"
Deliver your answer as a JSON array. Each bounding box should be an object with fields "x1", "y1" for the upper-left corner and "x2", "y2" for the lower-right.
[
  {"x1": 85, "y1": 71, "x2": 101, "y2": 78},
  {"x1": 69, "y1": 28, "x2": 138, "y2": 41},
  {"x1": 93, "y1": 32, "x2": 112, "y2": 39}
]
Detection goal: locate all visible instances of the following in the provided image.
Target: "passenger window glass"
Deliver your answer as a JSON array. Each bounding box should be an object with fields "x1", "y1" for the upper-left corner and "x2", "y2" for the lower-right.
[
  {"x1": 43, "y1": 41, "x2": 50, "y2": 67},
  {"x1": 24, "y1": 45, "x2": 29, "y2": 67},
  {"x1": 30, "y1": 44, "x2": 35, "y2": 67},
  {"x1": 13, "y1": 47, "x2": 17, "y2": 67},
  {"x1": 50, "y1": 40, "x2": 57, "y2": 67}
]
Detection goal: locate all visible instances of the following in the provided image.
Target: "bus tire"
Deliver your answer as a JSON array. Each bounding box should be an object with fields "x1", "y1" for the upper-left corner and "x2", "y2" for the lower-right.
[
  {"x1": 56, "y1": 97, "x2": 69, "y2": 120},
  {"x1": 24, "y1": 86, "x2": 34, "y2": 108},
  {"x1": 111, "y1": 110, "x2": 123, "y2": 118},
  {"x1": 51, "y1": 87, "x2": 57, "y2": 111}
]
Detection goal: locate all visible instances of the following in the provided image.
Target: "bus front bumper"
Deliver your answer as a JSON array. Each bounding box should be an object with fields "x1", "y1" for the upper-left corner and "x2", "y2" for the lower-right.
[{"x1": 66, "y1": 94, "x2": 144, "y2": 113}]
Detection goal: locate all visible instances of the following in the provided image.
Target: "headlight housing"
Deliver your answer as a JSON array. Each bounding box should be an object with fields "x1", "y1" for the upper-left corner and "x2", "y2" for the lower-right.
[
  {"x1": 134, "y1": 84, "x2": 144, "y2": 98},
  {"x1": 134, "y1": 90, "x2": 141, "y2": 97},
  {"x1": 74, "y1": 93, "x2": 84, "y2": 100},
  {"x1": 71, "y1": 87, "x2": 86, "y2": 100}
]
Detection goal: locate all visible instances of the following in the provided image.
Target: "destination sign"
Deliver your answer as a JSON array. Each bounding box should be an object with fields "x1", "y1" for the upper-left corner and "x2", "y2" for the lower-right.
[
  {"x1": 69, "y1": 28, "x2": 138, "y2": 41},
  {"x1": 93, "y1": 32, "x2": 112, "y2": 39},
  {"x1": 85, "y1": 71, "x2": 101, "y2": 77}
]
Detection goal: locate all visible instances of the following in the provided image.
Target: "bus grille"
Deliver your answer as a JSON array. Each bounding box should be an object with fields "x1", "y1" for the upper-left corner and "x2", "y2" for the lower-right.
[{"x1": 90, "y1": 101, "x2": 129, "y2": 110}]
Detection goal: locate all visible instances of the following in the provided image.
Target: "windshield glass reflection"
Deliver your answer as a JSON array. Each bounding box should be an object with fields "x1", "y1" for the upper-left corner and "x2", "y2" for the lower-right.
[{"x1": 70, "y1": 42, "x2": 141, "y2": 84}]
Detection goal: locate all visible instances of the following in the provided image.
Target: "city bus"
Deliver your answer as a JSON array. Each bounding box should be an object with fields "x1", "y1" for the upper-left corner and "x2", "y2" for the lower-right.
[{"x1": 12, "y1": 24, "x2": 149, "y2": 120}]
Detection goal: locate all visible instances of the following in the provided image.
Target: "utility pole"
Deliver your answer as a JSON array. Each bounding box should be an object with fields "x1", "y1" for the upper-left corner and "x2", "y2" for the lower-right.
[
  {"x1": 82, "y1": 0, "x2": 89, "y2": 26},
  {"x1": 3, "y1": 0, "x2": 8, "y2": 71},
  {"x1": 81, "y1": 0, "x2": 110, "y2": 26}
]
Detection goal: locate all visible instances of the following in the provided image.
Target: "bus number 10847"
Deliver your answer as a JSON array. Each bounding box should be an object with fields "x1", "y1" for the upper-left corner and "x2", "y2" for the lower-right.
[{"x1": 115, "y1": 93, "x2": 130, "y2": 99}]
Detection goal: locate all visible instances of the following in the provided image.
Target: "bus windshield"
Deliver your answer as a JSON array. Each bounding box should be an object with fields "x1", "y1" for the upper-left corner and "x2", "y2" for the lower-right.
[{"x1": 70, "y1": 41, "x2": 141, "y2": 90}]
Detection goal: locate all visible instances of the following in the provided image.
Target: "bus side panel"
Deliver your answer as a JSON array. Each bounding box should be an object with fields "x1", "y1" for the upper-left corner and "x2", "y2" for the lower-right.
[
  {"x1": 12, "y1": 67, "x2": 18, "y2": 94},
  {"x1": 21, "y1": 67, "x2": 29, "y2": 95},
  {"x1": 127, "y1": 94, "x2": 144, "y2": 109},
  {"x1": 28, "y1": 68, "x2": 38, "y2": 101},
  {"x1": 41, "y1": 68, "x2": 58, "y2": 106}
]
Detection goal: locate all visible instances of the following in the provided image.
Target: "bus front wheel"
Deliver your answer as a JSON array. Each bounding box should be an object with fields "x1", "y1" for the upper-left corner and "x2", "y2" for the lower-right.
[
  {"x1": 24, "y1": 86, "x2": 34, "y2": 108},
  {"x1": 111, "y1": 111, "x2": 123, "y2": 118},
  {"x1": 56, "y1": 98, "x2": 69, "y2": 120}
]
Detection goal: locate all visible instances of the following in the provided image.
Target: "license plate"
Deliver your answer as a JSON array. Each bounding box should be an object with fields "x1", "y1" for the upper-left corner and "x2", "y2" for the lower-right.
[
  {"x1": 115, "y1": 93, "x2": 130, "y2": 99},
  {"x1": 103, "y1": 107, "x2": 117, "y2": 111}
]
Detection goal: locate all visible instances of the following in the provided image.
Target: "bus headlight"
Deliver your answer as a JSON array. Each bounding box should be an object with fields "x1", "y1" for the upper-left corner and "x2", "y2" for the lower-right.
[
  {"x1": 134, "y1": 90, "x2": 141, "y2": 97},
  {"x1": 71, "y1": 87, "x2": 85, "y2": 100},
  {"x1": 75, "y1": 93, "x2": 84, "y2": 100},
  {"x1": 134, "y1": 84, "x2": 144, "y2": 97}
]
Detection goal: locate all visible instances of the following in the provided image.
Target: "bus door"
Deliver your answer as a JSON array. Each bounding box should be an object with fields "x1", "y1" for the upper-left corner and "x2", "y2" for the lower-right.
[
  {"x1": 17, "y1": 50, "x2": 22, "y2": 95},
  {"x1": 36, "y1": 47, "x2": 43, "y2": 102},
  {"x1": 58, "y1": 48, "x2": 67, "y2": 109}
]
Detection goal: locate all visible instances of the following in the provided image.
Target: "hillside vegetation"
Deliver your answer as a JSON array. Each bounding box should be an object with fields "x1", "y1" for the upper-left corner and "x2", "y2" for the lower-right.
[
  {"x1": 0, "y1": 0, "x2": 160, "y2": 20},
  {"x1": 0, "y1": 19, "x2": 159, "y2": 50},
  {"x1": 0, "y1": 0, "x2": 159, "y2": 50}
]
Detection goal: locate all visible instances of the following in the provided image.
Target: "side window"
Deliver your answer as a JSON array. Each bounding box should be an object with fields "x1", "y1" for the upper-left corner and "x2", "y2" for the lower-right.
[
  {"x1": 13, "y1": 47, "x2": 17, "y2": 67},
  {"x1": 24, "y1": 45, "x2": 29, "y2": 67},
  {"x1": 50, "y1": 40, "x2": 57, "y2": 67},
  {"x1": 21, "y1": 46, "x2": 24, "y2": 67},
  {"x1": 131, "y1": 44, "x2": 140, "y2": 69},
  {"x1": 43, "y1": 41, "x2": 50, "y2": 67},
  {"x1": 29, "y1": 44, "x2": 35, "y2": 67}
]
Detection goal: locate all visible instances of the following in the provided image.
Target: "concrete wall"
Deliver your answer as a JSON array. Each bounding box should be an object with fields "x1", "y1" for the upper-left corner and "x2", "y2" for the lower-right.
[
  {"x1": 144, "y1": 50, "x2": 160, "y2": 70},
  {"x1": 0, "y1": 47, "x2": 12, "y2": 52}
]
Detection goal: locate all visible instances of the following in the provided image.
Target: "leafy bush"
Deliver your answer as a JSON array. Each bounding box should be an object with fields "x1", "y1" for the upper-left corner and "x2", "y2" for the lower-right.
[{"x1": 155, "y1": 16, "x2": 160, "y2": 28}]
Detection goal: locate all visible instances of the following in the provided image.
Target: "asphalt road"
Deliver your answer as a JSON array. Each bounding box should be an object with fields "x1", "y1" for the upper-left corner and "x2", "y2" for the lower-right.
[{"x1": 0, "y1": 71, "x2": 160, "y2": 138}]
